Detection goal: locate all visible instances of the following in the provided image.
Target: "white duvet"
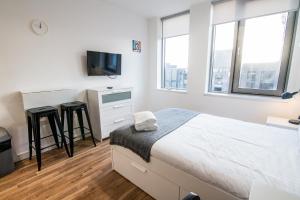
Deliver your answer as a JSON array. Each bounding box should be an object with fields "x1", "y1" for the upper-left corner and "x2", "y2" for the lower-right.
[{"x1": 151, "y1": 114, "x2": 300, "y2": 199}]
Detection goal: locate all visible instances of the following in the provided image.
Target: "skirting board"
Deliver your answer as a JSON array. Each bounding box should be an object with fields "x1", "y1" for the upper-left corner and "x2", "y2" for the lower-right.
[{"x1": 112, "y1": 145, "x2": 242, "y2": 200}]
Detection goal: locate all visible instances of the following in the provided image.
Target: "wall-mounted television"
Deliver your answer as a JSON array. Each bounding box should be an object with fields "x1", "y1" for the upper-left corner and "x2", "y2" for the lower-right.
[{"x1": 87, "y1": 51, "x2": 121, "y2": 76}]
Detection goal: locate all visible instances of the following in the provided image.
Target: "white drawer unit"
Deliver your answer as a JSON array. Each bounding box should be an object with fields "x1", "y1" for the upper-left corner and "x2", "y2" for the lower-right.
[{"x1": 87, "y1": 87, "x2": 133, "y2": 141}]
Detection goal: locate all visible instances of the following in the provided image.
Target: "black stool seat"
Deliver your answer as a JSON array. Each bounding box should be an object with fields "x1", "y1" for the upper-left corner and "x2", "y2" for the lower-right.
[
  {"x1": 61, "y1": 101, "x2": 86, "y2": 110},
  {"x1": 61, "y1": 101, "x2": 96, "y2": 157},
  {"x1": 27, "y1": 106, "x2": 57, "y2": 115},
  {"x1": 26, "y1": 106, "x2": 70, "y2": 171}
]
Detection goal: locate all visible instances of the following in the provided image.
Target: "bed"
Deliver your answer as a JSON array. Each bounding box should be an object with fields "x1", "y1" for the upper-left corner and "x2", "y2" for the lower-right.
[{"x1": 110, "y1": 109, "x2": 300, "y2": 200}]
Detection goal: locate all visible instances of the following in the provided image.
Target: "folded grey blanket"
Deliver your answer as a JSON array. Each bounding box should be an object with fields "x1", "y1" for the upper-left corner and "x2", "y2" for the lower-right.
[{"x1": 110, "y1": 108, "x2": 199, "y2": 162}]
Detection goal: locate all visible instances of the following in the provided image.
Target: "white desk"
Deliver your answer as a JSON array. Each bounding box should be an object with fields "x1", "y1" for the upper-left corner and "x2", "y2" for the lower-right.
[
  {"x1": 266, "y1": 116, "x2": 299, "y2": 130},
  {"x1": 21, "y1": 89, "x2": 83, "y2": 110},
  {"x1": 250, "y1": 183, "x2": 300, "y2": 200}
]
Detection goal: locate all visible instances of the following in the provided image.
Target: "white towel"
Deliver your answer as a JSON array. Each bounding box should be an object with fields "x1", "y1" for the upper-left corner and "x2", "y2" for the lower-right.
[
  {"x1": 134, "y1": 111, "x2": 157, "y2": 131},
  {"x1": 136, "y1": 123, "x2": 158, "y2": 131}
]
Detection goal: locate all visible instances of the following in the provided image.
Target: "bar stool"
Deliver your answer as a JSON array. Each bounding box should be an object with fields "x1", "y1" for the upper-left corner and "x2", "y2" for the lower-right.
[
  {"x1": 26, "y1": 106, "x2": 70, "y2": 171},
  {"x1": 60, "y1": 101, "x2": 96, "y2": 156}
]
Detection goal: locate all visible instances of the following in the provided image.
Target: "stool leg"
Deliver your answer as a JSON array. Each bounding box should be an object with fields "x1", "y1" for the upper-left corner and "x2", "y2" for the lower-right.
[
  {"x1": 48, "y1": 115, "x2": 60, "y2": 149},
  {"x1": 76, "y1": 109, "x2": 85, "y2": 140},
  {"x1": 54, "y1": 112, "x2": 70, "y2": 157},
  {"x1": 33, "y1": 116, "x2": 42, "y2": 171},
  {"x1": 66, "y1": 111, "x2": 74, "y2": 156},
  {"x1": 27, "y1": 116, "x2": 33, "y2": 160},
  {"x1": 60, "y1": 108, "x2": 65, "y2": 148},
  {"x1": 83, "y1": 106, "x2": 96, "y2": 147}
]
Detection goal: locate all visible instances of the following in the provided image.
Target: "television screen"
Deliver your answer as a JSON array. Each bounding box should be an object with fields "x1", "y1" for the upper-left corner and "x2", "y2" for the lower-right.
[{"x1": 87, "y1": 51, "x2": 121, "y2": 76}]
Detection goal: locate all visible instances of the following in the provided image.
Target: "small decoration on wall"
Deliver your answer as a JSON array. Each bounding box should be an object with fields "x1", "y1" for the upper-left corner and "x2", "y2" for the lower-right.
[
  {"x1": 132, "y1": 40, "x2": 141, "y2": 53},
  {"x1": 31, "y1": 19, "x2": 48, "y2": 36}
]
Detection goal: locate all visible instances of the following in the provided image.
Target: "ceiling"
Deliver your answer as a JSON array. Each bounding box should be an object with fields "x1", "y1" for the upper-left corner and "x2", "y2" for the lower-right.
[{"x1": 103, "y1": 0, "x2": 207, "y2": 18}]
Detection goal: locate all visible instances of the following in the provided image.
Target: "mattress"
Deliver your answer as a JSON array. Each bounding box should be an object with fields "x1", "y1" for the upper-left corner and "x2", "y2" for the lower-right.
[{"x1": 151, "y1": 114, "x2": 300, "y2": 199}]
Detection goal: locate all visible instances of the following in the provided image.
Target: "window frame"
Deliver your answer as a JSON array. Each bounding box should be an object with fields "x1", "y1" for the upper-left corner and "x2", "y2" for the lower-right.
[
  {"x1": 208, "y1": 22, "x2": 239, "y2": 94},
  {"x1": 209, "y1": 11, "x2": 297, "y2": 97},
  {"x1": 161, "y1": 10, "x2": 190, "y2": 91}
]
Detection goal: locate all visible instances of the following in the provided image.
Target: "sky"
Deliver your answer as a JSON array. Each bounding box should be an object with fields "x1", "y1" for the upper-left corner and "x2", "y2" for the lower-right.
[
  {"x1": 164, "y1": 35, "x2": 189, "y2": 69},
  {"x1": 215, "y1": 12, "x2": 287, "y2": 64}
]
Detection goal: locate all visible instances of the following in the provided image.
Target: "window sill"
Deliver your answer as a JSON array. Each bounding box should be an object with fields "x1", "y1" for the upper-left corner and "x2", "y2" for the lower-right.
[
  {"x1": 204, "y1": 92, "x2": 291, "y2": 103},
  {"x1": 157, "y1": 88, "x2": 187, "y2": 94}
]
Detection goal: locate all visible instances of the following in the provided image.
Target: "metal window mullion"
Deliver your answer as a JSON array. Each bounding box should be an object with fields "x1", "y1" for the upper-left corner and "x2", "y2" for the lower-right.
[
  {"x1": 232, "y1": 20, "x2": 246, "y2": 94},
  {"x1": 277, "y1": 12, "x2": 297, "y2": 94},
  {"x1": 228, "y1": 21, "x2": 240, "y2": 93}
]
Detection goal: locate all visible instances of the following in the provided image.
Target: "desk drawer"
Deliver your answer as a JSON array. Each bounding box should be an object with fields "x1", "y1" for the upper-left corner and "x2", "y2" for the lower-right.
[
  {"x1": 102, "y1": 114, "x2": 133, "y2": 127},
  {"x1": 101, "y1": 103, "x2": 132, "y2": 121}
]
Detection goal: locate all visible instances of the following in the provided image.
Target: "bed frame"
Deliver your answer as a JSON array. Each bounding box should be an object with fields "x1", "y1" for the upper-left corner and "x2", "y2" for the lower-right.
[{"x1": 112, "y1": 145, "x2": 242, "y2": 200}]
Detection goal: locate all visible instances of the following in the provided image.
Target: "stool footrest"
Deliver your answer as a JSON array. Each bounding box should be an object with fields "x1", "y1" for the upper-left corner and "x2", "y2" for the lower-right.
[
  {"x1": 63, "y1": 132, "x2": 91, "y2": 139},
  {"x1": 31, "y1": 143, "x2": 58, "y2": 151},
  {"x1": 62, "y1": 127, "x2": 90, "y2": 133},
  {"x1": 41, "y1": 143, "x2": 58, "y2": 151},
  {"x1": 40, "y1": 134, "x2": 56, "y2": 140}
]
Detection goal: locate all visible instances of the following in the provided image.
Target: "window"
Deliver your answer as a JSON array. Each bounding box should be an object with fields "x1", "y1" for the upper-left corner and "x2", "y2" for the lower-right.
[
  {"x1": 161, "y1": 11, "x2": 190, "y2": 90},
  {"x1": 209, "y1": 0, "x2": 298, "y2": 96},
  {"x1": 210, "y1": 22, "x2": 236, "y2": 93}
]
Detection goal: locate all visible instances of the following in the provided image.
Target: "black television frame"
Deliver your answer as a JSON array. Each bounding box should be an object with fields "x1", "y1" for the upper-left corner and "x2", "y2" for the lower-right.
[{"x1": 87, "y1": 51, "x2": 121, "y2": 76}]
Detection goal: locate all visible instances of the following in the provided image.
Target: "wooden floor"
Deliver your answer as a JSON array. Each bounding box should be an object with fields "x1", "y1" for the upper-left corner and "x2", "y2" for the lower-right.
[{"x1": 0, "y1": 138, "x2": 154, "y2": 200}]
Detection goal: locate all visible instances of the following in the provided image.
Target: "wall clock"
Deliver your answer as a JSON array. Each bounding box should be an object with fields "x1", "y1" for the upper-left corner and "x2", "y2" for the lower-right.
[{"x1": 31, "y1": 19, "x2": 48, "y2": 35}]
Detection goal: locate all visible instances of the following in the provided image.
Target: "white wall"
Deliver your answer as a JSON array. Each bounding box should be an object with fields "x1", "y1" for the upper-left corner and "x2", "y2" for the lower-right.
[
  {"x1": 147, "y1": 2, "x2": 300, "y2": 124},
  {"x1": 0, "y1": 0, "x2": 148, "y2": 158}
]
